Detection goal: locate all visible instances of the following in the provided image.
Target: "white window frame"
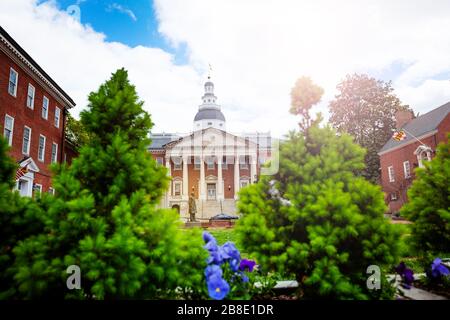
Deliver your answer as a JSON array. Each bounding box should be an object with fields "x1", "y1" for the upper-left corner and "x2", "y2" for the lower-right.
[
  {"x1": 54, "y1": 107, "x2": 61, "y2": 128},
  {"x1": 206, "y1": 156, "x2": 215, "y2": 170},
  {"x1": 22, "y1": 126, "x2": 32, "y2": 155},
  {"x1": 194, "y1": 156, "x2": 201, "y2": 170},
  {"x1": 33, "y1": 183, "x2": 42, "y2": 197},
  {"x1": 48, "y1": 187, "x2": 55, "y2": 195},
  {"x1": 403, "y1": 161, "x2": 411, "y2": 179},
  {"x1": 51, "y1": 142, "x2": 58, "y2": 163},
  {"x1": 388, "y1": 166, "x2": 395, "y2": 183},
  {"x1": 156, "y1": 157, "x2": 163, "y2": 165},
  {"x1": 173, "y1": 157, "x2": 182, "y2": 170},
  {"x1": 42, "y1": 96, "x2": 49, "y2": 120},
  {"x1": 38, "y1": 134, "x2": 46, "y2": 162},
  {"x1": 26, "y1": 84, "x2": 35, "y2": 109},
  {"x1": 173, "y1": 180, "x2": 182, "y2": 196},
  {"x1": 8, "y1": 68, "x2": 18, "y2": 97},
  {"x1": 3, "y1": 114, "x2": 14, "y2": 146},
  {"x1": 240, "y1": 179, "x2": 250, "y2": 189},
  {"x1": 390, "y1": 192, "x2": 398, "y2": 201},
  {"x1": 240, "y1": 156, "x2": 249, "y2": 170}
]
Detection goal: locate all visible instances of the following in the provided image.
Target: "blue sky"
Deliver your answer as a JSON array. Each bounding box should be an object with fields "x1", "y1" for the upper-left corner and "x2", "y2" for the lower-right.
[
  {"x1": 55, "y1": 0, "x2": 187, "y2": 64},
  {"x1": 1, "y1": 0, "x2": 449, "y2": 136}
]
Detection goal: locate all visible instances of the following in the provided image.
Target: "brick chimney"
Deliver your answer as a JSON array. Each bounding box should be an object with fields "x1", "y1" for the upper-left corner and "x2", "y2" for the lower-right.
[{"x1": 395, "y1": 110, "x2": 414, "y2": 129}]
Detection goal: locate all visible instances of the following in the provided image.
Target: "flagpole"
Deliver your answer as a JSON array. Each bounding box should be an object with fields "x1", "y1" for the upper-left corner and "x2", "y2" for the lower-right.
[{"x1": 400, "y1": 127, "x2": 428, "y2": 146}]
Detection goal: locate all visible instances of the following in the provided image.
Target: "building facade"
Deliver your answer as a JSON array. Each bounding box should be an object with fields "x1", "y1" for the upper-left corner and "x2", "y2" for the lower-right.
[
  {"x1": 149, "y1": 78, "x2": 271, "y2": 221},
  {"x1": 378, "y1": 102, "x2": 450, "y2": 214},
  {"x1": 0, "y1": 26, "x2": 76, "y2": 196}
]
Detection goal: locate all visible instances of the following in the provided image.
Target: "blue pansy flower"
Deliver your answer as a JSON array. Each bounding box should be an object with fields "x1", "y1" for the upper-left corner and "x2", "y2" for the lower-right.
[
  {"x1": 205, "y1": 265, "x2": 223, "y2": 279},
  {"x1": 203, "y1": 231, "x2": 215, "y2": 244},
  {"x1": 230, "y1": 258, "x2": 240, "y2": 272},
  {"x1": 207, "y1": 274, "x2": 230, "y2": 300},
  {"x1": 239, "y1": 259, "x2": 257, "y2": 272},
  {"x1": 222, "y1": 242, "x2": 240, "y2": 261},
  {"x1": 431, "y1": 258, "x2": 450, "y2": 278}
]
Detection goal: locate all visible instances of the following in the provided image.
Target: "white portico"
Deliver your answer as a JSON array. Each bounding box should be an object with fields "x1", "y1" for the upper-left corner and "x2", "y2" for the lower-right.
[{"x1": 149, "y1": 77, "x2": 269, "y2": 221}]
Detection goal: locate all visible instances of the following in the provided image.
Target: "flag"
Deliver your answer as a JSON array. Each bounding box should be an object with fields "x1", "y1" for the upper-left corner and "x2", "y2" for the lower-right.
[
  {"x1": 15, "y1": 165, "x2": 28, "y2": 180},
  {"x1": 392, "y1": 130, "x2": 406, "y2": 141}
]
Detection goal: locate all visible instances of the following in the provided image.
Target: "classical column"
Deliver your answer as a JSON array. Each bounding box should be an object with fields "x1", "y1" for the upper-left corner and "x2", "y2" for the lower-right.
[
  {"x1": 217, "y1": 155, "x2": 224, "y2": 200},
  {"x1": 165, "y1": 156, "x2": 171, "y2": 198},
  {"x1": 199, "y1": 155, "x2": 206, "y2": 200},
  {"x1": 234, "y1": 154, "x2": 240, "y2": 199},
  {"x1": 250, "y1": 153, "x2": 257, "y2": 184},
  {"x1": 182, "y1": 155, "x2": 189, "y2": 200}
]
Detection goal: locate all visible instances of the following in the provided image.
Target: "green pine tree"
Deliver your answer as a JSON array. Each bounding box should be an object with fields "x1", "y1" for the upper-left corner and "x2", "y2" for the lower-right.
[
  {"x1": 10, "y1": 69, "x2": 206, "y2": 299},
  {"x1": 401, "y1": 134, "x2": 450, "y2": 255},
  {"x1": 0, "y1": 137, "x2": 44, "y2": 299},
  {"x1": 236, "y1": 116, "x2": 400, "y2": 299}
]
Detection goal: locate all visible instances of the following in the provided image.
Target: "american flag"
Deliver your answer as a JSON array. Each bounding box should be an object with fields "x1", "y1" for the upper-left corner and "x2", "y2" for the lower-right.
[
  {"x1": 392, "y1": 130, "x2": 406, "y2": 141},
  {"x1": 15, "y1": 165, "x2": 28, "y2": 180}
]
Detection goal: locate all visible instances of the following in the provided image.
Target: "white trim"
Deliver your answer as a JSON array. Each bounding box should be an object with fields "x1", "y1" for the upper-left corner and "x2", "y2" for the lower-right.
[
  {"x1": 42, "y1": 96, "x2": 49, "y2": 120},
  {"x1": 3, "y1": 114, "x2": 14, "y2": 146},
  {"x1": 51, "y1": 142, "x2": 58, "y2": 163},
  {"x1": 173, "y1": 179, "x2": 182, "y2": 196},
  {"x1": 22, "y1": 125, "x2": 31, "y2": 155},
  {"x1": 403, "y1": 161, "x2": 411, "y2": 179},
  {"x1": 388, "y1": 166, "x2": 395, "y2": 183},
  {"x1": 378, "y1": 130, "x2": 438, "y2": 156},
  {"x1": 8, "y1": 67, "x2": 18, "y2": 97},
  {"x1": 54, "y1": 107, "x2": 61, "y2": 128},
  {"x1": 33, "y1": 183, "x2": 42, "y2": 196},
  {"x1": 48, "y1": 187, "x2": 55, "y2": 195},
  {"x1": 26, "y1": 83, "x2": 35, "y2": 109},
  {"x1": 38, "y1": 134, "x2": 46, "y2": 162},
  {"x1": 0, "y1": 34, "x2": 75, "y2": 109}
]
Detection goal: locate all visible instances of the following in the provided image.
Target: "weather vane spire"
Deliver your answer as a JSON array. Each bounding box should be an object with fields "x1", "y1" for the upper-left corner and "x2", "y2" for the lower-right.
[{"x1": 208, "y1": 63, "x2": 212, "y2": 79}]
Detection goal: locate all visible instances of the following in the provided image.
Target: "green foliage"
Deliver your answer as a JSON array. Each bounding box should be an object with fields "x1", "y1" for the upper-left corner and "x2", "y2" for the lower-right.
[
  {"x1": 329, "y1": 74, "x2": 412, "y2": 183},
  {"x1": 0, "y1": 137, "x2": 45, "y2": 299},
  {"x1": 65, "y1": 113, "x2": 91, "y2": 149},
  {"x1": 9, "y1": 69, "x2": 206, "y2": 299},
  {"x1": 236, "y1": 119, "x2": 400, "y2": 299},
  {"x1": 290, "y1": 76, "x2": 324, "y2": 131},
  {"x1": 401, "y1": 135, "x2": 450, "y2": 255}
]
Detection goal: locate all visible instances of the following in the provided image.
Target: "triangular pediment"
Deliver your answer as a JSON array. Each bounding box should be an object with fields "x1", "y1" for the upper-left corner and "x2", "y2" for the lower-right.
[
  {"x1": 167, "y1": 128, "x2": 258, "y2": 155},
  {"x1": 18, "y1": 157, "x2": 39, "y2": 173}
]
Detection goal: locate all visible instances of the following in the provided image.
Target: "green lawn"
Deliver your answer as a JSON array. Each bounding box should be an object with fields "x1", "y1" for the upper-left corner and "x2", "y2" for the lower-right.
[{"x1": 208, "y1": 228, "x2": 248, "y2": 258}]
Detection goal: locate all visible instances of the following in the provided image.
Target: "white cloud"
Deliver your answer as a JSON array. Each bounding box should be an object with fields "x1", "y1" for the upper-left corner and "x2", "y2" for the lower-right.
[
  {"x1": 1, "y1": 0, "x2": 449, "y2": 138},
  {"x1": 108, "y1": 3, "x2": 137, "y2": 22}
]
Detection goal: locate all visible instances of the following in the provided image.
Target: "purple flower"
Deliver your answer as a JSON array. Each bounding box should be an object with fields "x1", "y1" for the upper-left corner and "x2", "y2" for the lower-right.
[
  {"x1": 239, "y1": 259, "x2": 257, "y2": 272},
  {"x1": 395, "y1": 261, "x2": 414, "y2": 288},
  {"x1": 205, "y1": 265, "x2": 223, "y2": 279},
  {"x1": 431, "y1": 258, "x2": 450, "y2": 278},
  {"x1": 230, "y1": 258, "x2": 240, "y2": 272},
  {"x1": 207, "y1": 274, "x2": 230, "y2": 300},
  {"x1": 203, "y1": 231, "x2": 215, "y2": 244}
]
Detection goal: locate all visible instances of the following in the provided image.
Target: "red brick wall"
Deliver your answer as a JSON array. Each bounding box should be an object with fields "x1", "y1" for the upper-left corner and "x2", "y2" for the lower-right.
[
  {"x1": 380, "y1": 113, "x2": 449, "y2": 213},
  {"x1": 0, "y1": 50, "x2": 65, "y2": 192}
]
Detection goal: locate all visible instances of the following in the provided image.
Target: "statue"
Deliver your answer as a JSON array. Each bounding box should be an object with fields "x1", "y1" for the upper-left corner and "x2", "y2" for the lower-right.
[{"x1": 188, "y1": 192, "x2": 197, "y2": 222}]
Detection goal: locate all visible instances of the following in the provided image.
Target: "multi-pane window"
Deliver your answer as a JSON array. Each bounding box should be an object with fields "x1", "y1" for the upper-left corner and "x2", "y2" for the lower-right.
[
  {"x1": 239, "y1": 155, "x2": 249, "y2": 169},
  {"x1": 42, "y1": 96, "x2": 49, "y2": 119},
  {"x1": 22, "y1": 126, "x2": 31, "y2": 155},
  {"x1": 51, "y1": 142, "x2": 58, "y2": 163},
  {"x1": 173, "y1": 157, "x2": 182, "y2": 170},
  {"x1": 27, "y1": 84, "x2": 35, "y2": 109},
  {"x1": 8, "y1": 68, "x2": 18, "y2": 96},
  {"x1": 194, "y1": 156, "x2": 201, "y2": 170},
  {"x1": 33, "y1": 184, "x2": 42, "y2": 198},
  {"x1": 3, "y1": 115, "x2": 14, "y2": 146},
  {"x1": 54, "y1": 107, "x2": 61, "y2": 128},
  {"x1": 156, "y1": 157, "x2": 163, "y2": 165},
  {"x1": 174, "y1": 181, "x2": 182, "y2": 196},
  {"x1": 48, "y1": 187, "x2": 55, "y2": 195},
  {"x1": 403, "y1": 161, "x2": 411, "y2": 179},
  {"x1": 206, "y1": 156, "x2": 215, "y2": 170},
  {"x1": 38, "y1": 135, "x2": 46, "y2": 162},
  {"x1": 388, "y1": 166, "x2": 395, "y2": 182}
]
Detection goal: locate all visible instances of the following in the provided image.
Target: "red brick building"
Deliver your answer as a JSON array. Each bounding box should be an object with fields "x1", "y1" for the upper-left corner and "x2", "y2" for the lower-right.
[
  {"x1": 149, "y1": 78, "x2": 273, "y2": 221},
  {"x1": 378, "y1": 102, "x2": 450, "y2": 214},
  {"x1": 0, "y1": 26, "x2": 76, "y2": 196}
]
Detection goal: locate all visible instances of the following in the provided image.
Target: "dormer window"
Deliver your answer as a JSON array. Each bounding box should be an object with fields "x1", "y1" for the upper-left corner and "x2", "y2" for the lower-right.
[{"x1": 414, "y1": 145, "x2": 432, "y2": 168}]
